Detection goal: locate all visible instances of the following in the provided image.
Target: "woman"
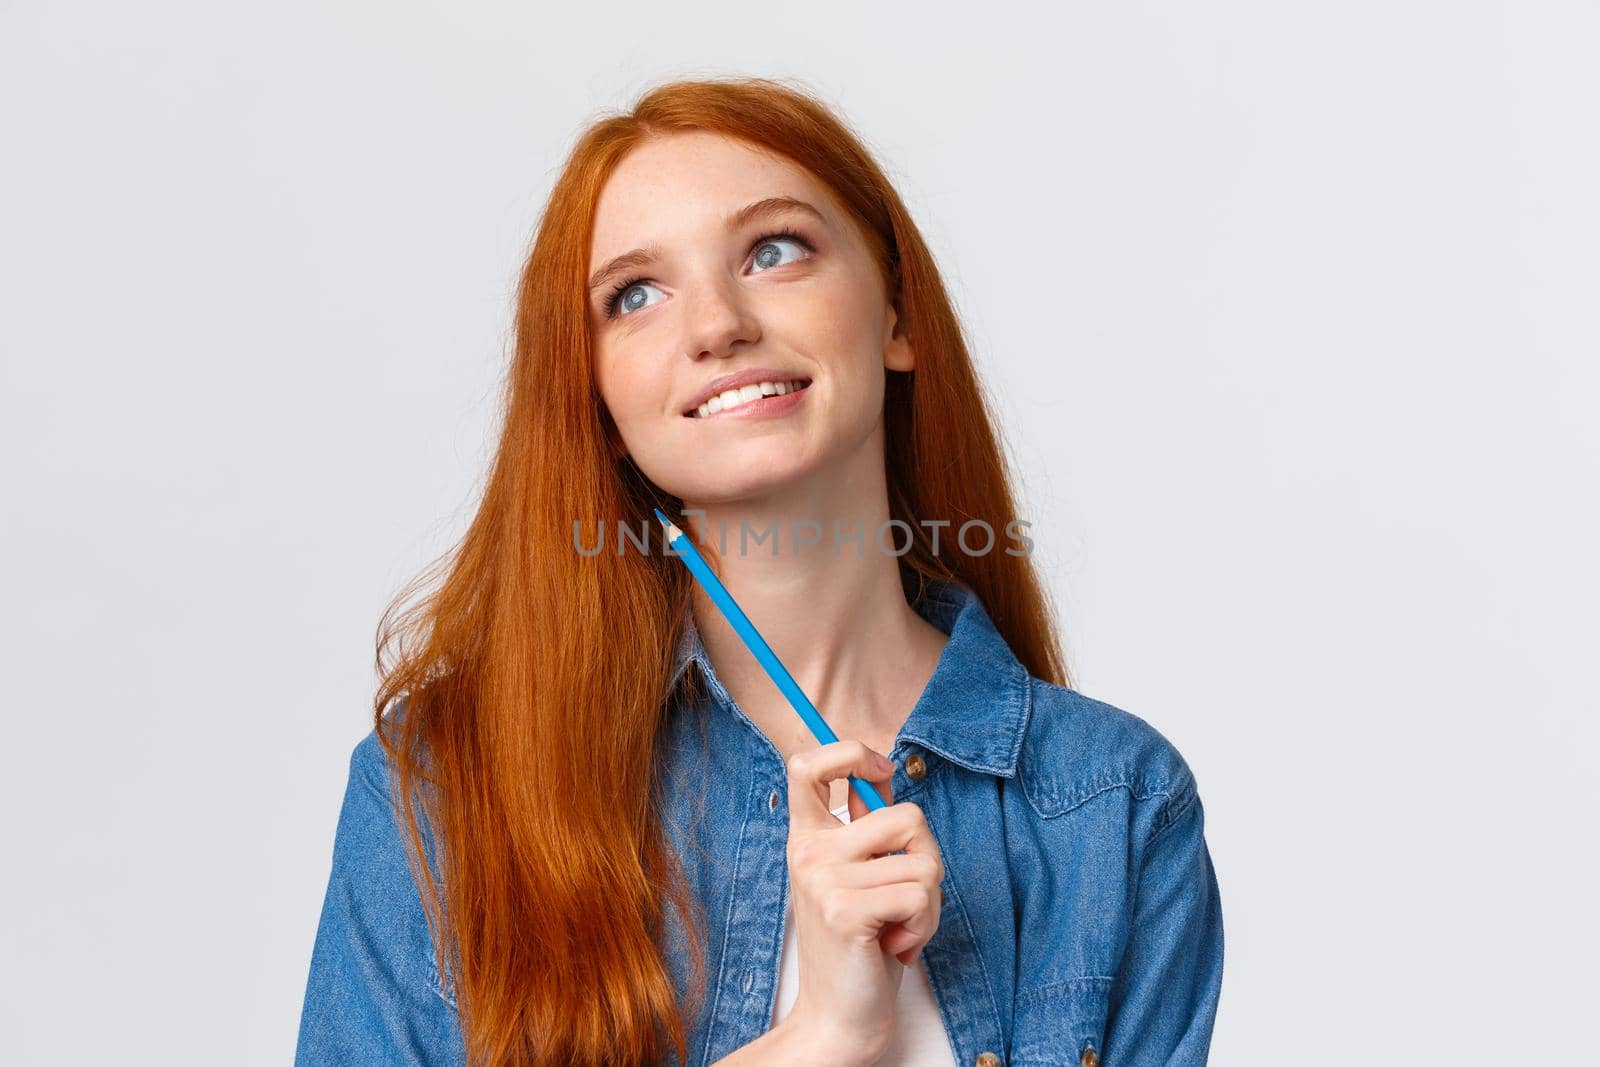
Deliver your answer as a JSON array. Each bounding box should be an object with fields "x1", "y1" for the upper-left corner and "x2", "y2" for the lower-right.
[{"x1": 295, "y1": 76, "x2": 1224, "y2": 1067}]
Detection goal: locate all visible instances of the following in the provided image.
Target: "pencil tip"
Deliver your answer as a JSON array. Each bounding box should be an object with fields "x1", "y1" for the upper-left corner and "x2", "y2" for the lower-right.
[{"x1": 652, "y1": 508, "x2": 682, "y2": 541}]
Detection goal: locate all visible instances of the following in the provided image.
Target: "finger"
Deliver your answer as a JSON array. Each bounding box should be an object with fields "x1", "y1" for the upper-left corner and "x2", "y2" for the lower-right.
[
  {"x1": 846, "y1": 764, "x2": 893, "y2": 823},
  {"x1": 883, "y1": 918, "x2": 932, "y2": 961},
  {"x1": 849, "y1": 882, "x2": 940, "y2": 947},
  {"x1": 834, "y1": 801, "x2": 943, "y2": 864},
  {"x1": 786, "y1": 740, "x2": 894, "y2": 833},
  {"x1": 832, "y1": 850, "x2": 942, "y2": 894},
  {"x1": 868, "y1": 893, "x2": 940, "y2": 961}
]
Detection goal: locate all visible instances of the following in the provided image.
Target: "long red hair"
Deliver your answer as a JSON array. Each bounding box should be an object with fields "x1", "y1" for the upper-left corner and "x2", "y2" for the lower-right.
[{"x1": 371, "y1": 75, "x2": 1070, "y2": 1066}]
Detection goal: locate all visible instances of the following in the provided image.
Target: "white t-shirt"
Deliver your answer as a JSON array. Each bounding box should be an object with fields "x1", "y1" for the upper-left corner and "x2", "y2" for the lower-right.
[{"x1": 769, "y1": 802, "x2": 961, "y2": 1066}]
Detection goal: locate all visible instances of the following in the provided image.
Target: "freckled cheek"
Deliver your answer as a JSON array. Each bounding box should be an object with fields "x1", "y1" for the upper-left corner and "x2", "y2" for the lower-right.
[
  {"x1": 809, "y1": 282, "x2": 891, "y2": 392},
  {"x1": 618, "y1": 393, "x2": 673, "y2": 439},
  {"x1": 787, "y1": 281, "x2": 878, "y2": 361},
  {"x1": 595, "y1": 355, "x2": 670, "y2": 430}
]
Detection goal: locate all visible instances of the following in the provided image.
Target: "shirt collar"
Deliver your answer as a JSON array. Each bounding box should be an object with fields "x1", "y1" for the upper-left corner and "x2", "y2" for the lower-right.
[{"x1": 666, "y1": 576, "x2": 1033, "y2": 779}]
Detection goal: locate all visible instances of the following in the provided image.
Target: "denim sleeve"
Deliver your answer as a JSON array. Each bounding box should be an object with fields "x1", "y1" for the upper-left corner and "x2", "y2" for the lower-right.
[
  {"x1": 294, "y1": 733, "x2": 465, "y2": 1066},
  {"x1": 1102, "y1": 780, "x2": 1225, "y2": 1065}
]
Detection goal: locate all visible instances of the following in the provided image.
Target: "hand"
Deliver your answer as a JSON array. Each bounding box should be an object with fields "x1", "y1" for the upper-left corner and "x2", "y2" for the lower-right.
[{"x1": 779, "y1": 740, "x2": 945, "y2": 1061}]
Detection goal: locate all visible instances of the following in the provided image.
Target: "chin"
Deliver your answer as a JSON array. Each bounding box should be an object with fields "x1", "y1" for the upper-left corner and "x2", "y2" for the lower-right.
[{"x1": 672, "y1": 460, "x2": 819, "y2": 508}]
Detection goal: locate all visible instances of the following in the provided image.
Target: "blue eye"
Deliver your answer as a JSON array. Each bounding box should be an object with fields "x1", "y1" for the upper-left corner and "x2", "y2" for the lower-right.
[
  {"x1": 605, "y1": 279, "x2": 664, "y2": 318},
  {"x1": 751, "y1": 234, "x2": 809, "y2": 271},
  {"x1": 601, "y1": 228, "x2": 816, "y2": 320}
]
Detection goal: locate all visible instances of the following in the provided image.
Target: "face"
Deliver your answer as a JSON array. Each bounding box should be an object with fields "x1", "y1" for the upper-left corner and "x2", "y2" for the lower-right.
[{"x1": 587, "y1": 131, "x2": 913, "y2": 507}]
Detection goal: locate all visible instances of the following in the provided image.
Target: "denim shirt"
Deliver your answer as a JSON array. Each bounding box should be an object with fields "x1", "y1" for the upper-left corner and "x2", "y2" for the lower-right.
[{"x1": 296, "y1": 579, "x2": 1224, "y2": 1066}]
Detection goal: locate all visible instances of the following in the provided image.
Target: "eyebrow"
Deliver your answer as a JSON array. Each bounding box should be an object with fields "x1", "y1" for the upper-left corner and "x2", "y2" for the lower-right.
[{"x1": 587, "y1": 196, "x2": 828, "y2": 295}]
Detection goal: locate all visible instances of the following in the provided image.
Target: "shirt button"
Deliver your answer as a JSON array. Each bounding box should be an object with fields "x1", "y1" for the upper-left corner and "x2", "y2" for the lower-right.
[
  {"x1": 1079, "y1": 1047, "x2": 1099, "y2": 1067},
  {"x1": 975, "y1": 1054, "x2": 1002, "y2": 1067},
  {"x1": 769, "y1": 789, "x2": 779, "y2": 811},
  {"x1": 906, "y1": 753, "x2": 927, "y2": 780}
]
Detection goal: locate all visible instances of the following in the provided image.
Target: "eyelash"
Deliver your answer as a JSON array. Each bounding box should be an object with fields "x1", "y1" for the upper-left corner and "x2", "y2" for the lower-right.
[{"x1": 601, "y1": 229, "x2": 816, "y2": 319}]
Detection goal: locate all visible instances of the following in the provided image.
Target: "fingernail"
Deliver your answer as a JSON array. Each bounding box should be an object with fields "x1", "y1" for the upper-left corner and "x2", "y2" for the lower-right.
[{"x1": 877, "y1": 754, "x2": 894, "y2": 771}]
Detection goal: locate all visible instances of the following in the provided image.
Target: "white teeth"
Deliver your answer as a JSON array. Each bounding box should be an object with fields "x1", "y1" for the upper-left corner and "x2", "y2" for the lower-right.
[{"x1": 690, "y1": 378, "x2": 807, "y2": 417}]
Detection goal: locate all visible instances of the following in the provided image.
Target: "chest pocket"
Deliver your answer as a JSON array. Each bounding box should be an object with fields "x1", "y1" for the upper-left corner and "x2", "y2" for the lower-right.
[{"x1": 1009, "y1": 975, "x2": 1109, "y2": 1066}]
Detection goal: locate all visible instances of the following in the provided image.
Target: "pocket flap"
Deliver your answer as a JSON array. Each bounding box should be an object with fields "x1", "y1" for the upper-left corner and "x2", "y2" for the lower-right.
[{"x1": 1010, "y1": 975, "x2": 1110, "y2": 1065}]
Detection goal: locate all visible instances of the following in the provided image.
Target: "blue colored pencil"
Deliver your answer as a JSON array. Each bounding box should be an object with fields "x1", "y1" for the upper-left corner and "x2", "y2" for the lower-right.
[{"x1": 653, "y1": 507, "x2": 890, "y2": 812}]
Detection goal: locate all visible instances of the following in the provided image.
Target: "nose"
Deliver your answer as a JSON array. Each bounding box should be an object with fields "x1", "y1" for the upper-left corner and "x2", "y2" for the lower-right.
[{"x1": 683, "y1": 272, "x2": 760, "y2": 361}]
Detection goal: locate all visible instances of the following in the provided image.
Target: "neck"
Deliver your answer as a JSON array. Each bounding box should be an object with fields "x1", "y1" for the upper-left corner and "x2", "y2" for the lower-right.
[{"x1": 680, "y1": 434, "x2": 946, "y2": 747}]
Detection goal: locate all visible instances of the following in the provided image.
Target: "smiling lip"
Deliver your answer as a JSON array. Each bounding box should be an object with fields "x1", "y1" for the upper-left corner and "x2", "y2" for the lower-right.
[
  {"x1": 691, "y1": 381, "x2": 811, "y2": 421},
  {"x1": 681, "y1": 367, "x2": 812, "y2": 417}
]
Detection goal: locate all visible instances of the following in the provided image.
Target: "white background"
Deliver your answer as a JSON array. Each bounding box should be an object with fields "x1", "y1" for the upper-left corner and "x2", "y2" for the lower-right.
[{"x1": 3, "y1": 2, "x2": 1596, "y2": 1063}]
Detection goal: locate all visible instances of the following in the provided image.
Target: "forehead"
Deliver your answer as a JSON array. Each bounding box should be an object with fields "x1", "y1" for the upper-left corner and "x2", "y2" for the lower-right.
[{"x1": 588, "y1": 132, "x2": 837, "y2": 263}]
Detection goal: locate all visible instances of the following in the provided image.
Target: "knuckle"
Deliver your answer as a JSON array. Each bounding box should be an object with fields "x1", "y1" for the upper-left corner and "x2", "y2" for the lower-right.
[{"x1": 892, "y1": 803, "x2": 924, "y2": 831}]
